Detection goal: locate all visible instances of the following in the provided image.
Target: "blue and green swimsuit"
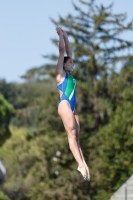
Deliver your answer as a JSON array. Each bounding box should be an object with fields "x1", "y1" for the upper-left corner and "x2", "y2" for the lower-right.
[{"x1": 57, "y1": 73, "x2": 76, "y2": 113}]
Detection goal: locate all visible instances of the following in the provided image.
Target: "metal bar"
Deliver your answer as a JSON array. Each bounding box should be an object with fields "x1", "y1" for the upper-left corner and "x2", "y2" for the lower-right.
[{"x1": 125, "y1": 183, "x2": 127, "y2": 200}]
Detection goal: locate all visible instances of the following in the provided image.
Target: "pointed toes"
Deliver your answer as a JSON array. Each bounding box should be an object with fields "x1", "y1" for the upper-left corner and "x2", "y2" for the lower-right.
[{"x1": 83, "y1": 175, "x2": 90, "y2": 181}]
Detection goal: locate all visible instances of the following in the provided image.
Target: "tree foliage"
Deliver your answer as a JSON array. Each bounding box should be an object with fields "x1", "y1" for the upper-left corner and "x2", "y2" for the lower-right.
[
  {"x1": 0, "y1": 94, "x2": 14, "y2": 146},
  {"x1": 0, "y1": 191, "x2": 10, "y2": 200}
]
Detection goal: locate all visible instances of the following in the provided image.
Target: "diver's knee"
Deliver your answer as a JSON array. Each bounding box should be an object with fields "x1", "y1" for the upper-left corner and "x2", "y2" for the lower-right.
[{"x1": 68, "y1": 128, "x2": 76, "y2": 138}]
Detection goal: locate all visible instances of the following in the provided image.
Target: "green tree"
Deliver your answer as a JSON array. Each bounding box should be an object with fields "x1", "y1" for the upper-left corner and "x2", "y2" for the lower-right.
[
  {"x1": 0, "y1": 79, "x2": 23, "y2": 109},
  {"x1": 0, "y1": 94, "x2": 14, "y2": 146},
  {"x1": 0, "y1": 191, "x2": 10, "y2": 200},
  {"x1": 0, "y1": 125, "x2": 89, "y2": 200},
  {"x1": 89, "y1": 64, "x2": 133, "y2": 199}
]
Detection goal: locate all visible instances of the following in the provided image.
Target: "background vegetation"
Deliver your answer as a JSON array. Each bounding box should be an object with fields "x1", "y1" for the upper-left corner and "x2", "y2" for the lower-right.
[{"x1": 0, "y1": 0, "x2": 133, "y2": 199}]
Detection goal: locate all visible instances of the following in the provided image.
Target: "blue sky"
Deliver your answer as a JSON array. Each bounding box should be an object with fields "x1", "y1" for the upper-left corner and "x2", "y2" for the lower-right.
[{"x1": 0, "y1": 0, "x2": 133, "y2": 83}]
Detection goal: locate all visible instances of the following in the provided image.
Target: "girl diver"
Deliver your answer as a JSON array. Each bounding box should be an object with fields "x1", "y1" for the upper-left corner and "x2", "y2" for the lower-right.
[{"x1": 56, "y1": 27, "x2": 90, "y2": 181}]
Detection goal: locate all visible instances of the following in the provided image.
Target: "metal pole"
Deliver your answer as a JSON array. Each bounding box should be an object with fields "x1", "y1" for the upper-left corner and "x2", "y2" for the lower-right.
[{"x1": 125, "y1": 183, "x2": 127, "y2": 200}]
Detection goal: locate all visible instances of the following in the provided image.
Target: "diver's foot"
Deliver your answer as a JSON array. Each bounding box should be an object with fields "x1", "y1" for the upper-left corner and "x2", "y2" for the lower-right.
[
  {"x1": 77, "y1": 165, "x2": 90, "y2": 181},
  {"x1": 85, "y1": 165, "x2": 90, "y2": 180}
]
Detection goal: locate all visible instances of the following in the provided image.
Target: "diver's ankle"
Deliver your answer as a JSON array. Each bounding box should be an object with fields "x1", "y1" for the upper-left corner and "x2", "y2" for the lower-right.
[{"x1": 78, "y1": 164, "x2": 85, "y2": 168}]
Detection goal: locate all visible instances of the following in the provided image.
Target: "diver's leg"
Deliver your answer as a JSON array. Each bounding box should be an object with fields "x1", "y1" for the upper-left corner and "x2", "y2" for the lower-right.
[
  {"x1": 58, "y1": 101, "x2": 88, "y2": 179},
  {"x1": 74, "y1": 111, "x2": 90, "y2": 179}
]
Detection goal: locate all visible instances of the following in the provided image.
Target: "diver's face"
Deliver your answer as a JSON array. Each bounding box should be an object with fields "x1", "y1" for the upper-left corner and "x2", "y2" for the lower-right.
[{"x1": 64, "y1": 58, "x2": 74, "y2": 72}]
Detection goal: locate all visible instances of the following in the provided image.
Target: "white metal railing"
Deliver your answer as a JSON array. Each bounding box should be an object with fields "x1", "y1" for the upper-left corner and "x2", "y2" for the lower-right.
[{"x1": 110, "y1": 175, "x2": 133, "y2": 200}]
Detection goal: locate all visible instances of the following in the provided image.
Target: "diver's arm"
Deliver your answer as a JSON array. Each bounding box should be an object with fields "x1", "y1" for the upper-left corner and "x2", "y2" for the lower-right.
[
  {"x1": 55, "y1": 28, "x2": 65, "y2": 82},
  {"x1": 62, "y1": 30, "x2": 72, "y2": 57}
]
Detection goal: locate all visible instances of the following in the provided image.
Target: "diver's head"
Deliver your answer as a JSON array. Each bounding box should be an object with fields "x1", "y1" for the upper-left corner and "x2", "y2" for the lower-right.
[{"x1": 63, "y1": 56, "x2": 74, "y2": 73}]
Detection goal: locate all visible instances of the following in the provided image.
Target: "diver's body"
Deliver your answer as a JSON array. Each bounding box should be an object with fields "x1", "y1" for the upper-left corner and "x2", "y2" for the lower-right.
[{"x1": 56, "y1": 27, "x2": 90, "y2": 181}]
